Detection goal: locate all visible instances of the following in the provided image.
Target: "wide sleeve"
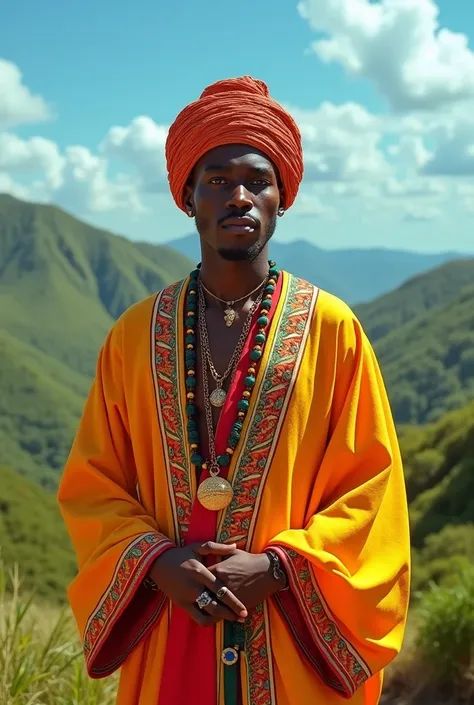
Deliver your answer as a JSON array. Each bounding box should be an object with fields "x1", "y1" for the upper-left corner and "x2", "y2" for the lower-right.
[
  {"x1": 57, "y1": 316, "x2": 175, "y2": 679},
  {"x1": 266, "y1": 315, "x2": 411, "y2": 698}
]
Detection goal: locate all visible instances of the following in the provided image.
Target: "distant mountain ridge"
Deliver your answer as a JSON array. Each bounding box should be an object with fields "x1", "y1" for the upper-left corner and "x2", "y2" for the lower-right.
[{"x1": 166, "y1": 233, "x2": 469, "y2": 304}]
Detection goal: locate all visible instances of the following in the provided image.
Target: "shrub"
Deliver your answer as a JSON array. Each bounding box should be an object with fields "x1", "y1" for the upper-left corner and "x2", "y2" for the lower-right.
[{"x1": 415, "y1": 567, "x2": 474, "y2": 700}]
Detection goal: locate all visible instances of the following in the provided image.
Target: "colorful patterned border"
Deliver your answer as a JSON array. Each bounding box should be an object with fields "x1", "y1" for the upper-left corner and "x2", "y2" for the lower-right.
[
  {"x1": 218, "y1": 274, "x2": 318, "y2": 705},
  {"x1": 151, "y1": 281, "x2": 193, "y2": 545},
  {"x1": 275, "y1": 547, "x2": 371, "y2": 697},
  {"x1": 84, "y1": 532, "x2": 173, "y2": 673}
]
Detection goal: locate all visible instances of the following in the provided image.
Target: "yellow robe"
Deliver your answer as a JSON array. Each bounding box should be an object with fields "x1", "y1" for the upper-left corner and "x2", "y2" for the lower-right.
[{"x1": 57, "y1": 271, "x2": 411, "y2": 705}]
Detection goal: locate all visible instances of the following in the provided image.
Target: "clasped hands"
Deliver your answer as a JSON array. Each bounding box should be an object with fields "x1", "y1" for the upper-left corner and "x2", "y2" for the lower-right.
[{"x1": 149, "y1": 541, "x2": 281, "y2": 627}]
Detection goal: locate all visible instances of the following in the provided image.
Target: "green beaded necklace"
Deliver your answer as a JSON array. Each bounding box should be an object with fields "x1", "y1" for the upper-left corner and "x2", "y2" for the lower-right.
[{"x1": 184, "y1": 261, "x2": 280, "y2": 508}]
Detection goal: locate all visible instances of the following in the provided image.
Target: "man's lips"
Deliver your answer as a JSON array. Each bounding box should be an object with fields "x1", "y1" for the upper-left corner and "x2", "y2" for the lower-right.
[{"x1": 220, "y1": 216, "x2": 259, "y2": 232}]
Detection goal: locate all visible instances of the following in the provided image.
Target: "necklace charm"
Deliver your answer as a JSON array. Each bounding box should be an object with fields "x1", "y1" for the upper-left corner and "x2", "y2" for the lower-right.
[
  {"x1": 224, "y1": 306, "x2": 236, "y2": 327},
  {"x1": 210, "y1": 387, "x2": 227, "y2": 407},
  {"x1": 197, "y1": 467, "x2": 234, "y2": 511}
]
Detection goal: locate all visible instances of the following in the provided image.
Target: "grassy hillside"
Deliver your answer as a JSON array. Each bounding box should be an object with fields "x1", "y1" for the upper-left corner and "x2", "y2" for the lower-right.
[
  {"x1": 0, "y1": 466, "x2": 76, "y2": 602},
  {"x1": 0, "y1": 194, "x2": 193, "y2": 481},
  {"x1": 373, "y1": 285, "x2": 474, "y2": 424},
  {"x1": 0, "y1": 329, "x2": 87, "y2": 489},
  {"x1": 355, "y1": 258, "x2": 474, "y2": 343},
  {"x1": 0, "y1": 193, "x2": 192, "y2": 375}
]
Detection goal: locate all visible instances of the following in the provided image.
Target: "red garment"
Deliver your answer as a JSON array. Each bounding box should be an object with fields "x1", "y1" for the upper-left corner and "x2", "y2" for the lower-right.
[{"x1": 158, "y1": 275, "x2": 283, "y2": 705}]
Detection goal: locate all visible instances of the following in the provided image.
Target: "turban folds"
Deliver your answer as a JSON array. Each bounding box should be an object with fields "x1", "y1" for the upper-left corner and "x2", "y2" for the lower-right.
[{"x1": 165, "y1": 76, "x2": 304, "y2": 212}]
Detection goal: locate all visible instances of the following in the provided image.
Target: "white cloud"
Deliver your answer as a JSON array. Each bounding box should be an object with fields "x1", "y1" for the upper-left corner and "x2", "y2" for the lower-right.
[
  {"x1": 100, "y1": 116, "x2": 168, "y2": 192},
  {"x1": 289, "y1": 102, "x2": 389, "y2": 182},
  {"x1": 56, "y1": 146, "x2": 145, "y2": 214},
  {"x1": 383, "y1": 177, "x2": 445, "y2": 198},
  {"x1": 423, "y1": 118, "x2": 474, "y2": 176},
  {"x1": 0, "y1": 133, "x2": 64, "y2": 189},
  {"x1": 291, "y1": 188, "x2": 331, "y2": 216},
  {"x1": 0, "y1": 58, "x2": 51, "y2": 129},
  {"x1": 388, "y1": 135, "x2": 432, "y2": 170},
  {"x1": 298, "y1": 0, "x2": 474, "y2": 112},
  {"x1": 403, "y1": 203, "x2": 442, "y2": 221}
]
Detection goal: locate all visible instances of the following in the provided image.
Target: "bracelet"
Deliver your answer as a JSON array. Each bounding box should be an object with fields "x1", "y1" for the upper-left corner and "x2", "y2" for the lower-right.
[
  {"x1": 266, "y1": 550, "x2": 288, "y2": 589},
  {"x1": 143, "y1": 576, "x2": 159, "y2": 592}
]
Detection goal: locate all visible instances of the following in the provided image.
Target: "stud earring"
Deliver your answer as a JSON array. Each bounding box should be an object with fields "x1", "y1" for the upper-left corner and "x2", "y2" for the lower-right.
[
  {"x1": 278, "y1": 207, "x2": 285, "y2": 217},
  {"x1": 187, "y1": 208, "x2": 194, "y2": 218}
]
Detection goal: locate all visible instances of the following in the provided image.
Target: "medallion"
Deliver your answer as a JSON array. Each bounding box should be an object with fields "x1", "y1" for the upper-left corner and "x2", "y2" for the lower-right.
[
  {"x1": 197, "y1": 475, "x2": 234, "y2": 511},
  {"x1": 210, "y1": 387, "x2": 227, "y2": 407}
]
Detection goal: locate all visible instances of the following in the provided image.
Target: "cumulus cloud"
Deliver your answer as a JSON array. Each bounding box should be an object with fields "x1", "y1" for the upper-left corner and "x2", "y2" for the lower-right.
[
  {"x1": 291, "y1": 189, "x2": 330, "y2": 216},
  {"x1": 423, "y1": 118, "x2": 474, "y2": 176},
  {"x1": 0, "y1": 58, "x2": 51, "y2": 129},
  {"x1": 289, "y1": 102, "x2": 389, "y2": 182},
  {"x1": 100, "y1": 116, "x2": 168, "y2": 192},
  {"x1": 298, "y1": 0, "x2": 474, "y2": 112},
  {"x1": 55, "y1": 146, "x2": 145, "y2": 214},
  {"x1": 0, "y1": 133, "x2": 64, "y2": 189}
]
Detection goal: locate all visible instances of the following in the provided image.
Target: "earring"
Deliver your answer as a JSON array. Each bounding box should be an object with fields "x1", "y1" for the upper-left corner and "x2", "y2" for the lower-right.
[
  {"x1": 187, "y1": 208, "x2": 194, "y2": 218},
  {"x1": 278, "y1": 207, "x2": 285, "y2": 217}
]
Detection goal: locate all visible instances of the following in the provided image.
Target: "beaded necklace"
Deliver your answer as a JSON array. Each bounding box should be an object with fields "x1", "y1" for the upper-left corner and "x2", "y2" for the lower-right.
[{"x1": 184, "y1": 261, "x2": 280, "y2": 511}]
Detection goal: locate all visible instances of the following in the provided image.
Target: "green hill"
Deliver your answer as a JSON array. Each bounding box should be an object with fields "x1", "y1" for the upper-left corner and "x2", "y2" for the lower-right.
[
  {"x1": 399, "y1": 401, "x2": 474, "y2": 592},
  {"x1": 372, "y1": 285, "x2": 474, "y2": 424},
  {"x1": 0, "y1": 194, "x2": 193, "y2": 483},
  {"x1": 355, "y1": 258, "x2": 474, "y2": 343},
  {"x1": 0, "y1": 465, "x2": 76, "y2": 602},
  {"x1": 0, "y1": 193, "x2": 192, "y2": 375}
]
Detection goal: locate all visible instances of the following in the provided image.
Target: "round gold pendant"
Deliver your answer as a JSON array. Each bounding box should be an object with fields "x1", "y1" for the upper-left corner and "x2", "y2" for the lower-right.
[
  {"x1": 197, "y1": 476, "x2": 233, "y2": 511},
  {"x1": 210, "y1": 388, "x2": 226, "y2": 407}
]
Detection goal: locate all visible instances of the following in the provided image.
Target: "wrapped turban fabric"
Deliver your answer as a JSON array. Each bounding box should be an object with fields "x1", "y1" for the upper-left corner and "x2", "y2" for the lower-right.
[{"x1": 165, "y1": 76, "x2": 304, "y2": 212}]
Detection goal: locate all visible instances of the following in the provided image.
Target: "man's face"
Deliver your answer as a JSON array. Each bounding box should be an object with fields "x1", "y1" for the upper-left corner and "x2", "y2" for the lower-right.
[{"x1": 184, "y1": 144, "x2": 283, "y2": 262}]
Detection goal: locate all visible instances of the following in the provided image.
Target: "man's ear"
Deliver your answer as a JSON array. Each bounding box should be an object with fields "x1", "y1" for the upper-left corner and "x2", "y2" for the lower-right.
[
  {"x1": 183, "y1": 182, "x2": 195, "y2": 217},
  {"x1": 278, "y1": 187, "x2": 286, "y2": 214}
]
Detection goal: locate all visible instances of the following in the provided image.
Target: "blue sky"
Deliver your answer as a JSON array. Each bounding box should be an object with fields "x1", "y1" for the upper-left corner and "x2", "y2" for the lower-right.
[{"x1": 1, "y1": 0, "x2": 474, "y2": 253}]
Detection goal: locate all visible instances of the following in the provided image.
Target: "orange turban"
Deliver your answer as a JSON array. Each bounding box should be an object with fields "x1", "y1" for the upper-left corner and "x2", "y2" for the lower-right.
[{"x1": 165, "y1": 76, "x2": 303, "y2": 212}]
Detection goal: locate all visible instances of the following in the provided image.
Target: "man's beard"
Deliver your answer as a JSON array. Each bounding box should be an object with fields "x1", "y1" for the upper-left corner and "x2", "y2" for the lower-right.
[{"x1": 197, "y1": 214, "x2": 277, "y2": 262}]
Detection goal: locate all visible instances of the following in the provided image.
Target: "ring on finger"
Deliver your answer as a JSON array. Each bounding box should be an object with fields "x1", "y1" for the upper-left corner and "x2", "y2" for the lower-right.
[
  {"x1": 196, "y1": 590, "x2": 213, "y2": 610},
  {"x1": 216, "y1": 586, "x2": 228, "y2": 600}
]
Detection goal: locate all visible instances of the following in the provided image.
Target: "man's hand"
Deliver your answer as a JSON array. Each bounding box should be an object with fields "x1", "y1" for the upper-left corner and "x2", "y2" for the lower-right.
[
  {"x1": 148, "y1": 541, "x2": 248, "y2": 627},
  {"x1": 208, "y1": 549, "x2": 283, "y2": 611}
]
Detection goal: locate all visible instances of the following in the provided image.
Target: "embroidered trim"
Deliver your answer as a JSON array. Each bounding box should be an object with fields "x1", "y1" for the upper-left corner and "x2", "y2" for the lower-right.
[
  {"x1": 152, "y1": 281, "x2": 193, "y2": 545},
  {"x1": 217, "y1": 274, "x2": 318, "y2": 705},
  {"x1": 83, "y1": 532, "x2": 173, "y2": 671},
  {"x1": 275, "y1": 547, "x2": 371, "y2": 697}
]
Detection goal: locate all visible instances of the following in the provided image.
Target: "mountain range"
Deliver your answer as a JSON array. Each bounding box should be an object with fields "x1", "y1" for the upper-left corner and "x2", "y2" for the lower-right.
[
  {"x1": 0, "y1": 194, "x2": 473, "y2": 603},
  {"x1": 166, "y1": 233, "x2": 468, "y2": 305}
]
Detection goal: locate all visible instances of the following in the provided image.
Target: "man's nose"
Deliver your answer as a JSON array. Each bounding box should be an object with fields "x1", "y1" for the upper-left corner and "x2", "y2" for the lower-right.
[{"x1": 225, "y1": 185, "x2": 253, "y2": 210}]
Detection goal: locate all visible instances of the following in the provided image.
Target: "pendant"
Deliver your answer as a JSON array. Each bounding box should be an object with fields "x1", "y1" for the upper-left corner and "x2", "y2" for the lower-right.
[
  {"x1": 224, "y1": 307, "x2": 236, "y2": 327},
  {"x1": 197, "y1": 475, "x2": 234, "y2": 511},
  {"x1": 210, "y1": 387, "x2": 227, "y2": 407}
]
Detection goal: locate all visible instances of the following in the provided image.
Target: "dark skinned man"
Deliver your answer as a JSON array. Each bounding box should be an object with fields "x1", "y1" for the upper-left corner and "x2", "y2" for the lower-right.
[{"x1": 58, "y1": 76, "x2": 410, "y2": 705}]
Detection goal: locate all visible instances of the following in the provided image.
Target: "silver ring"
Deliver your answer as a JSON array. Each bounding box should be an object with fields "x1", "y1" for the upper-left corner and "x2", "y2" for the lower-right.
[
  {"x1": 216, "y1": 586, "x2": 227, "y2": 600},
  {"x1": 196, "y1": 590, "x2": 213, "y2": 609}
]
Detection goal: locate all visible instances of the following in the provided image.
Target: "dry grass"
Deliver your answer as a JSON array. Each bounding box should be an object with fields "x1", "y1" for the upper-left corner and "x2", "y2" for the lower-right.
[{"x1": 0, "y1": 558, "x2": 118, "y2": 705}]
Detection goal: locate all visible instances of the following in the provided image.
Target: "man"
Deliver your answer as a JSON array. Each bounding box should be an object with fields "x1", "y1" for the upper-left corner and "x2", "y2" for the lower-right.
[{"x1": 57, "y1": 76, "x2": 410, "y2": 705}]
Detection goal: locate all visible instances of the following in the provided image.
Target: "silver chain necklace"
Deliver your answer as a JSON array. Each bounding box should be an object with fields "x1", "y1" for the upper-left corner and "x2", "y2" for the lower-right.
[
  {"x1": 199, "y1": 277, "x2": 267, "y2": 327},
  {"x1": 197, "y1": 279, "x2": 265, "y2": 408}
]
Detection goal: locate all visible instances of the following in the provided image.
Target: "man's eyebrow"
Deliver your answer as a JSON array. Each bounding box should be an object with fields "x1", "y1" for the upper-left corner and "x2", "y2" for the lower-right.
[{"x1": 202, "y1": 164, "x2": 273, "y2": 176}]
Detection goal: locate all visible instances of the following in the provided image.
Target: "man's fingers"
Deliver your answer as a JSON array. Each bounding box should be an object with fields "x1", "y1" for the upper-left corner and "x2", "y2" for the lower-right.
[
  {"x1": 193, "y1": 569, "x2": 247, "y2": 619},
  {"x1": 194, "y1": 541, "x2": 237, "y2": 556}
]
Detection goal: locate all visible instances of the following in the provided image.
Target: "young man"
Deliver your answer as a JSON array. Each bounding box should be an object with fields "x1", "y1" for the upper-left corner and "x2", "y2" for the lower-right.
[{"x1": 58, "y1": 76, "x2": 410, "y2": 705}]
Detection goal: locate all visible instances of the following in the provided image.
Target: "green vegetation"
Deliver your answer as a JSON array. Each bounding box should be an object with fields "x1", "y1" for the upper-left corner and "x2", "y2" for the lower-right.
[
  {"x1": 0, "y1": 194, "x2": 193, "y2": 484},
  {"x1": 0, "y1": 558, "x2": 117, "y2": 704},
  {"x1": 383, "y1": 570, "x2": 474, "y2": 704},
  {"x1": 0, "y1": 466, "x2": 75, "y2": 603},
  {"x1": 361, "y1": 280, "x2": 474, "y2": 425}
]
